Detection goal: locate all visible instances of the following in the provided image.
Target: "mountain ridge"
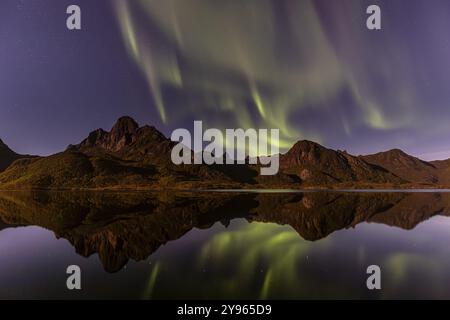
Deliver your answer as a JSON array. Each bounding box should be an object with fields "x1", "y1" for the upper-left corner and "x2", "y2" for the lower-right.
[
  {"x1": 1, "y1": 116, "x2": 450, "y2": 189},
  {"x1": 361, "y1": 149, "x2": 441, "y2": 184}
]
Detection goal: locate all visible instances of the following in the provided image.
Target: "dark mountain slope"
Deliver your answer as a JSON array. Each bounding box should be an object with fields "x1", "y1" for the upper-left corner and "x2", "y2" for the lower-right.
[
  {"x1": 278, "y1": 140, "x2": 404, "y2": 185},
  {"x1": 0, "y1": 139, "x2": 29, "y2": 172},
  {"x1": 0, "y1": 117, "x2": 236, "y2": 189},
  {"x1": 361, "y1": 149, "x2": 438, "y2": 184}
]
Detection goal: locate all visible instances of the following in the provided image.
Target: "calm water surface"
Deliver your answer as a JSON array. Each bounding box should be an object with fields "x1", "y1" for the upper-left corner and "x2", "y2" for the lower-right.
[{"x1": 0, "y1": 190, "x2": 449, "y2": 299}]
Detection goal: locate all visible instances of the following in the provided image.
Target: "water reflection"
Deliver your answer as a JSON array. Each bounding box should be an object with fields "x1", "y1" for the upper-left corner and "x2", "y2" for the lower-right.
[{"x1": 0, "y1": 191, "x2": 450, "y2": 299}]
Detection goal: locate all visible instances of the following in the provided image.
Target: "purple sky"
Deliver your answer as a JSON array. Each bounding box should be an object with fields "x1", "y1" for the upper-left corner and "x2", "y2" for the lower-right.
[{"x1": 2, "y1": 0, "x2": 450, "y2": 160}]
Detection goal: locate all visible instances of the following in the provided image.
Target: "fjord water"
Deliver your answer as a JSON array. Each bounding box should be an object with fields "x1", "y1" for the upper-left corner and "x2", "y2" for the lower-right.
[{"x1": 1, "y1": 191, "x2": 450, "y2": 299}]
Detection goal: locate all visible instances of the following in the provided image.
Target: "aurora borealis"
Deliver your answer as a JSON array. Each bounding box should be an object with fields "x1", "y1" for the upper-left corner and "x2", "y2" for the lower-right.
[{"x1": 2, "y1": 0, "x2": 450, "y2": 159}]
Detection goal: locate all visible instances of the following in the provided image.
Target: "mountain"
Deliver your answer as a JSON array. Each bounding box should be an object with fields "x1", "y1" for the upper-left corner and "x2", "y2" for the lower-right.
[
  {"x1": 0, "y1": 117, "x2": 236, "y2": 190},
  {"x1": 67, "y1": 116, "x2": 174, "y2": 165},
  {"x1": 0, "y1": 139, "x2": 25, "y2": 172},
  {"x1": 2, "y1": 116, "x2": 450, "y2": 190},
  {"x1": 429, "y1": 159, "x2": 450, "y2": 185},
  {"x1": 278, "y1": 140, "x2": 404, "y2": 186},
  {"x1": 361, "y1": 149, "x2": 439, "y2": 184},
  {"x1": 0, "y1": 151, "x2": 160, "y2": 189}
]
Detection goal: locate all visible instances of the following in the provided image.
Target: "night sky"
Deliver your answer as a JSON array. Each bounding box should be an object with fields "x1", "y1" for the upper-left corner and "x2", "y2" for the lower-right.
[{"x1": 2, "y1": 0, "x2": 450, "y2": 160}]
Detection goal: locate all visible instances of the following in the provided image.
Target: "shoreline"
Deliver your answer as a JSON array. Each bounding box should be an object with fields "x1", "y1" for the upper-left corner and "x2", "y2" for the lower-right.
[{"x1": 2, "y1": 186, "x2": 450, "y2": 193}]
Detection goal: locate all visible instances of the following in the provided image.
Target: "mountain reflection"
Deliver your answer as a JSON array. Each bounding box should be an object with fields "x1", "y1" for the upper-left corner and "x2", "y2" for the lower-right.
[{"x1": 0, "y1": 191, "x2": 448, "y2": 273}]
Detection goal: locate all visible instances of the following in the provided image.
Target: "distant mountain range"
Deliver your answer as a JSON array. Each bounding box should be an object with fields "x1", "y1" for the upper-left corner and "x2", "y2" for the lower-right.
[{"x1": 1, "y1": 116, "x2": 450, "y2": 190}]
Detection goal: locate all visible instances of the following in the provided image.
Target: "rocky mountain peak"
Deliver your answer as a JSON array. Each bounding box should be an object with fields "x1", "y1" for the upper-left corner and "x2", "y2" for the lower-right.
[
  {"x1": 110, "y1": 116, "x2": 139, "y2": 137},
  {"x1": 68, "y1": 116, "x2": 171, "y2": 157},
  {"x1": 283, "y1": 140, "x2": 325, "y2": 160}
]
